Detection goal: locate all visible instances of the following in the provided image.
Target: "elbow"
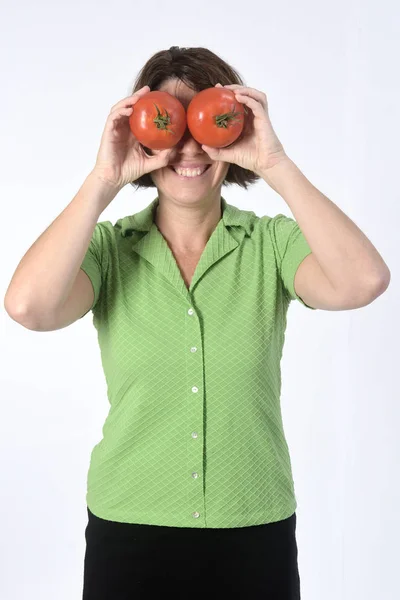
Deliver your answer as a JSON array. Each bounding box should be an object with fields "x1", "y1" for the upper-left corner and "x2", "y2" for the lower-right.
[
  {"x1": 370, "y1": 267, "x2": 391, "y2": 297},
  {"x1": 359, "y1": 268, "x2": 391, "y2": 306},
  {"x1": 336, "y1": 269, "x2": 391, "y2": 309},
  {"x1": 4, "y1": 298, "x2": 39, "y2": 330}
]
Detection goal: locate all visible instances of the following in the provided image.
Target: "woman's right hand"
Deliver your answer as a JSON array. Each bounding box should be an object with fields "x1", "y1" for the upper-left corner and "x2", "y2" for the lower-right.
[{"x1": 91, "y1": 85, "x2": 175, "y2": 189}]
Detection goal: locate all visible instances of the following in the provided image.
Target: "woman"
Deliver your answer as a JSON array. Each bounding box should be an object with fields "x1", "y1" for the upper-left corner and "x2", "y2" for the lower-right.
[{"x1": 4, "y1": 46, "x2": 390, "y2": 599}]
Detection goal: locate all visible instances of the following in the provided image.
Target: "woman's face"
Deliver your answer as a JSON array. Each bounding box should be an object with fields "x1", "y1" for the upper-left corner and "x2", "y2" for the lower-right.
[{"x1": 147, "y1": 78, "x2": 230, "y2": 204}]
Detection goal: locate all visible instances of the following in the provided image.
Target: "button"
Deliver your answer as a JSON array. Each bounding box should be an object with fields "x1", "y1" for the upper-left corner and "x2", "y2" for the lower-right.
[
  {"x1": 191, "y1": 432, "x2": 198, "y2": 439},
  {"x1": 190, "y1": 347, "x2": 197, "y2": 353},
  {"x1": 192, "y1": 386, "x2": 198, "y2": 393},
  {"x1": 188, "y1": 308, "x2": 194, "y2": 315},
  {"x1": 192, "y1": 511, "x2": 200, "y2": 518},
  {"x1": 192, "y1": 472, "x2": 199, "y2": 479}
]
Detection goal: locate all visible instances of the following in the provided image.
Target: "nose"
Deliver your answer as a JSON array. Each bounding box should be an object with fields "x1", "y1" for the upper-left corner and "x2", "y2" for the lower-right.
[{"x1": 176, "y1": 125, "x2": 201, "y2": 149}]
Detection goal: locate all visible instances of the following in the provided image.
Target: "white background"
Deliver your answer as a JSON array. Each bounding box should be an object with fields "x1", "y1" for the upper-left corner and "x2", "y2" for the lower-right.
[{"x1": 1, "y1": 1, "x2": 398, "y2": 598}]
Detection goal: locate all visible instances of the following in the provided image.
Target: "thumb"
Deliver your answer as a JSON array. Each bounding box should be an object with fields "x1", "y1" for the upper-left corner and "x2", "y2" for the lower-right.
[
  {"x1": 201, "y1": 144, "x2": 233, "y2": 163},
  {"x1": 150, "y1": 147, "x2": 174, "y2": 168}
]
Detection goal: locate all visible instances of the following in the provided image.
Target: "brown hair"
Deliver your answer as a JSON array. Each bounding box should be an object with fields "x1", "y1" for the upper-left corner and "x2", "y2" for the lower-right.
[{"x1": 129, "y1": 46, "x2": 261, "y2": 190}]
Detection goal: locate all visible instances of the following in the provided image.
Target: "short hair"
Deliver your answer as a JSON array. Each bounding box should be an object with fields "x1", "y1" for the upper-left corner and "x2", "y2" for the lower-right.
[{"x1": 129, "y1": 46, "x2": 260, "y2": 191}]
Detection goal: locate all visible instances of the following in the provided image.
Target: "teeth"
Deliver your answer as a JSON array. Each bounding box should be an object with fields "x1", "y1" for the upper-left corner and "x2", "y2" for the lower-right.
[{"x1": 173, "y1": 166, "x2": 207, "y2": 177}]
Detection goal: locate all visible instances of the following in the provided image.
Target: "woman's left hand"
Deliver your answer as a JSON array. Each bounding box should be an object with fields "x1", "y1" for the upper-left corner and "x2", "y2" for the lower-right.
[{"x1": 201, "y1": 83, "x2": 288, "y2": 176}]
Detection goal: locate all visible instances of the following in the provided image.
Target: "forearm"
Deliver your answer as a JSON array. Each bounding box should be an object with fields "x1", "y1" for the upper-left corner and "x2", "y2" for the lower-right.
[
  {"x1": 261, "y1": 157, "x2": 391, "y2": 293},
  {"x1": 4, "y1": 171, "x2": 119, "y2": 321}
]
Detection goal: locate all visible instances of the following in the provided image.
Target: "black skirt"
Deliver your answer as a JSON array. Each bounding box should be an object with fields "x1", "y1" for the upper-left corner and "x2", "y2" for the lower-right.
[{"x1": 82, "y1": 507, "x2": 301, "y2": 599}]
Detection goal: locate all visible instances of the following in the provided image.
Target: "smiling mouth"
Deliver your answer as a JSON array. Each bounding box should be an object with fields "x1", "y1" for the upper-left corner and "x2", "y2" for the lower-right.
[{"x1": 168, "y1": 164, "x2": 212, "y2": 178}]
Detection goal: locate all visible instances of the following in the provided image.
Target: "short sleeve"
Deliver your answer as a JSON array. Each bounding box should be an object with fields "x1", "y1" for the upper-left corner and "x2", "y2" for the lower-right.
[
  {"x1": 79, "y1": 222, "x2": 107, "y2": 318},
  {"x1": 267, "y1": 213, "x2": 316, "y2": 310}
]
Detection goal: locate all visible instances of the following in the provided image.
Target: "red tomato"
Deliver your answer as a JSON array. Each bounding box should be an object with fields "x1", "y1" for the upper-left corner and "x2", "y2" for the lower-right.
[
  {"x1": 129, "y1": 91, "x2": 187, "y2": 150},
  {"x1": 187, "y1": 87, "x2": 245, "y2": 148}
]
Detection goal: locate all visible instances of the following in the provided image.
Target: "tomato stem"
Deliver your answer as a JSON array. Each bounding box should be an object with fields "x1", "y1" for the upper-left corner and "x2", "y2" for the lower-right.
[
  {"x1": 153, "y1": 103, "x2": 176, "y2": 135},
  {"x1": 214, "y1": 103, "x2": 243, "y2": 129}
]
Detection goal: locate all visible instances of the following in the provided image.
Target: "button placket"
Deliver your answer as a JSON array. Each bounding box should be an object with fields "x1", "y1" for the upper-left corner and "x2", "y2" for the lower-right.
[{"x1": 186, "y1": 304, "x2": 205, "y2": 525}]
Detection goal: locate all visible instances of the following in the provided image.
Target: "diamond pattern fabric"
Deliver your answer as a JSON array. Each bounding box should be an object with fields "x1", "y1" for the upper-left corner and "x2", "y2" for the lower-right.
[{"x1": 79, "y1": 195, "x2": 315, "y2": 528}]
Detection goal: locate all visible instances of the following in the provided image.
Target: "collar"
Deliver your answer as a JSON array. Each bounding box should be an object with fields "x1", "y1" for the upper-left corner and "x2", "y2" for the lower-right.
[{"x1": 117, "y1": 196, "x2": 255, "y2": 238}]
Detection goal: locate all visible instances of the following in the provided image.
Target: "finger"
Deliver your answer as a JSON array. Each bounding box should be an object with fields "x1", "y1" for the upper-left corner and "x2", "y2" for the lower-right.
[
  {"x1": 110, "y1": 88, "x2": 149, "y2": 112},
  {"x1": 110, "y1": 85, "x2": 150, "y2": 112},
  {"x1": 104, "y1": 106, "x2": 134, "y2": 135},
  {"x1": 239, "y1": 90, "x2": 267, "y2": 110},
  {"x1": 221, "y1": 85, "x2": 268, "y2": 111},
  {"x1": 108, "y1": 105, "x2": 134, "y2": 123},
  {"x1": 234, "y1": 93, "x2": 267, "y2": 118},
  {"x1": 230, "y1": 86, "x2": 267, "y2": 107}
]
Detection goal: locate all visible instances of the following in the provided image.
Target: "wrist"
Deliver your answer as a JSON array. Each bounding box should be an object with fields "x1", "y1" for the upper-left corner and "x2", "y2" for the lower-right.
[
  {"x1": 86, "y1": 171, "x2": 121, "y2": 212},
  {"x1": 88, "y1": 169, "x2": 123, "y2": 193},
  {"x1": 257, "y1": 156, "x2": 299, "y2": 193}
]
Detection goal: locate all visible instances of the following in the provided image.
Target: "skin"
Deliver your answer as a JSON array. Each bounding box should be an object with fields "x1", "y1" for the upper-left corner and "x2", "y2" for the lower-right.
[{"x1": 148, "y1": 78, "x2": 230, "y2": 254}]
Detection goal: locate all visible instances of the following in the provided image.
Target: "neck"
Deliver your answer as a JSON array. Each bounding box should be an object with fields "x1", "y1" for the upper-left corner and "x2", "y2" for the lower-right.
[{"x1": 154, "y1": 196, "x2": 223, "y2": 253}]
